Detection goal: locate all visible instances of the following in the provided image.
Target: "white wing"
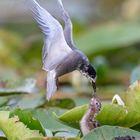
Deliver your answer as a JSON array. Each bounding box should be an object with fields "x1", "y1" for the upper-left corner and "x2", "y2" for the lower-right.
[
  {"x1": 27, "y1": 0, "x2": 72, "y2": 71},
  {"x1": 57, "y1": 0, "x2": 75, "y2": 49}
]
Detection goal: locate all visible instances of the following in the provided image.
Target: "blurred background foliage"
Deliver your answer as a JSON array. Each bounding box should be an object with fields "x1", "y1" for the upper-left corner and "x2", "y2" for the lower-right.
[
  {"x1": 0, "y1": 0, "x2": 140, "y2": 106},
  {"x1": 0, "y1": 0, "x2": 140, "y2": 139}
]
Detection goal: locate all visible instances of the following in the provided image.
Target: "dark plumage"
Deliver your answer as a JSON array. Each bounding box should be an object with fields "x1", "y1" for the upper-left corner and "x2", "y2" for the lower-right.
[{"x1": 27, "y1": 0, "x2": 96, "y2": 100}]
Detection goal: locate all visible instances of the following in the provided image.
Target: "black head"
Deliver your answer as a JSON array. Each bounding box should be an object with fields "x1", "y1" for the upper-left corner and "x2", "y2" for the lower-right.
[
  {"x1": 86, "y1": 64, "x2": 96, "y2": 79},
  {"x1": 79, "y1": 63, "x2": 96, "y2": 92},
  {"x1": 86, "y1": 64, "x2": 96, "y2": 92}
]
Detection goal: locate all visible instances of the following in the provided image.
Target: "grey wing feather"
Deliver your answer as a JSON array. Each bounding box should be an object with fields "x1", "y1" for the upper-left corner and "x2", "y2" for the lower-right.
[
  {"x1": 27, "y1": 0, "x2": 72, "y2": 71},
  {"x1": 57, "y1": 0, "x2": 76, "y2": 49},
  {"x1": 27, "y1": 0, "x2": 58, "y2": 37}
]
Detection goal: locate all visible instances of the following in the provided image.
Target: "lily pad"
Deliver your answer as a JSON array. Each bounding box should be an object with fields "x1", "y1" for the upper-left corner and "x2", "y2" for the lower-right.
[
  {"x1": 56, "y1": 103, "x2": 140, "y2": 129},
  {"x1": 124, "y1": 81, "x2": 140, "y2": 131},
  {"x1": 124, "y1": 81, "x2": 140, "y2": 113},
  {"x1": 31, "y1": 109, "x2": 79, "y2": 134},
  {"x1": 0, "y1": 78, "x2": 38, "y2": 96},
  {"x1": 0, "y1": 111, "x2": 43, "y2": 140},
  {"x1": 82, "y1": 125, "x2": 140, "y2": 140},
  {"x1": 10, "y1": 108, "x2": 45, "y2": 136},
  {"x1": 55, "y1": 105, "x2": 88, "y2": 129},
  {"x1": 96, "y1": 104, "x2": 140, "y2": 127}
]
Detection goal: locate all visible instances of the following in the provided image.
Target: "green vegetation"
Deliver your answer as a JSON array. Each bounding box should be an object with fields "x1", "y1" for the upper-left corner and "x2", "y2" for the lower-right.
[{"x1": 1, "y1": 0, "x2": 140, "y2": 139}]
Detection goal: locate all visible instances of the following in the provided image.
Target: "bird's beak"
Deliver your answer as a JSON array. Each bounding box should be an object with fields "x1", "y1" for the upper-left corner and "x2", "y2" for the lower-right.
[
  {"x1": 86, "y1": 64, "x2": 96, "y2": 92},
  {"x1": 92, "y1": 77, "x2": 96, "y2": 83},
  {"x1": 91, "y1": 80, "x2": 96, "y2": 93}
]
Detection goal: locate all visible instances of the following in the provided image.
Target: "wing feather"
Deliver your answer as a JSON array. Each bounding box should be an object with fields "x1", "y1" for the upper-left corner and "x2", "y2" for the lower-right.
[
  {"x1": 27, "y1": 0, "x2": 59, "y2": 36},
  {"x1": 27, "y1": 0, "x2": 72, "y2": 71},
  {"x1": 57, "y1": 0, "x2": 76, "y2": 49}
]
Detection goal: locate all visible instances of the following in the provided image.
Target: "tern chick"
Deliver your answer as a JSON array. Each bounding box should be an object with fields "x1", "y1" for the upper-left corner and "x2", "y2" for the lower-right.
[{"x1": 27, "y1": 0, "x2": 96, "y2": 100}]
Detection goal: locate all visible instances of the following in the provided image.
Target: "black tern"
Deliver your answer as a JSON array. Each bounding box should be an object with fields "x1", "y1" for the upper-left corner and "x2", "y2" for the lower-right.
[{"x1": 27, "y1": 0, "x2": 96, "y2": 100}]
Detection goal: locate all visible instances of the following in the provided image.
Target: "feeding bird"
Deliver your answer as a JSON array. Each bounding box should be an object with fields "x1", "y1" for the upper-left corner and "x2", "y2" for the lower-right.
[{"x1": 27, "y1": 0, "x2": 97, "y2": 100}]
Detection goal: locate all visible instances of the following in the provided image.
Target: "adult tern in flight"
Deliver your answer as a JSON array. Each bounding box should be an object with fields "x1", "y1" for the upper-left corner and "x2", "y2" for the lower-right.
[{"x1": 27, "y1": 0, "x2": 96, "y2": 100}]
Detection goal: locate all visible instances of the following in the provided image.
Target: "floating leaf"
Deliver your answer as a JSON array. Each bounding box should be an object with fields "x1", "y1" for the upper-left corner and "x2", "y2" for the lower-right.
[
  {"x1": 82, "y1": 125, "x2": 140, "y2": 140},
  {"x1": 55, "y1": 105, "x2": 88, "y2": 129},
  {"x1": 0, "y1": 78, "x2": 38, "y2": 96},
  {"x1": 0, "y1": 111, "x2": 43, "y2": 140},
  {"x1": 96, "y1": 104, "x2": 140, "y2": 127},
  {"x1": 10, "y1": 108, "x2": 45, "y2": 136},
  {"x1": 124, "y1": 81, "x2": 140, "y2": 113},
  {"x1": 56, "y1": 102, "x2": 140, "y2": 129},
  {"x1": 0, "y1": 111, "x2": 80, "y2": 140},
  {"x1": 31, "y1": 109, "x2": 79, "y2": 135},
  {"x1": 123, "y1": 81, "x2": 140, "y2": 131}
]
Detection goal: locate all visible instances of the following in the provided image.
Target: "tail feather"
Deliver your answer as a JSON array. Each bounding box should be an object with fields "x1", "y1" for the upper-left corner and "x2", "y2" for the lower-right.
[{"x1": 46, "y1": 70, "x2": 57, "y2": 100}]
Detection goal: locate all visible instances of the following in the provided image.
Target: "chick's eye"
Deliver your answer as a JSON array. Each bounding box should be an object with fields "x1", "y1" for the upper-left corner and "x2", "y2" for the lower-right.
[{"x1": 96, "y1": 102, "x2": 101, "y2": 109}]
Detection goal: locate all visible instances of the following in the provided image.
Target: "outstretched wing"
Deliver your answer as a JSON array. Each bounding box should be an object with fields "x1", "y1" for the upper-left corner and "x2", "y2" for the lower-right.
[
  {"x1": 57, "y1": 0, "x2": 76, "y2": 49},
  {"x1": 27, "y1": 0, "x2": 72, "y2": 71}
]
